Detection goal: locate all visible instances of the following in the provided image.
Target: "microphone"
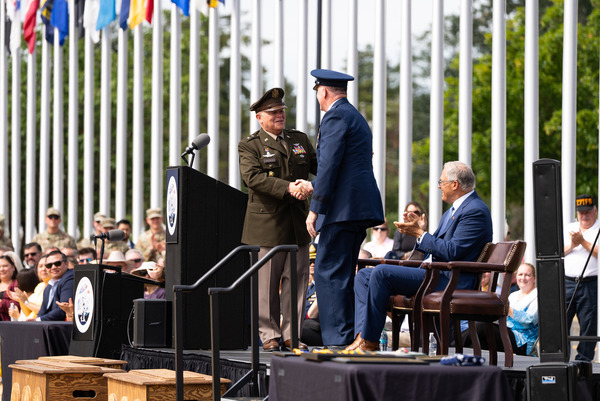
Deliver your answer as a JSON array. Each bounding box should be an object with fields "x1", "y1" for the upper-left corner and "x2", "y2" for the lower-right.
[
  {"x1": 91, "y1": 229, "x2": 126, "y2": 242},
  {"x1": 181, "y1": 134, "x2": 211, "y2": 158}
]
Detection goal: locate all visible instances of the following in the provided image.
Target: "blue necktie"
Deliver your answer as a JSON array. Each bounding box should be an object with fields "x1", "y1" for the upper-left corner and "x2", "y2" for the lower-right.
[{"x1": 439, "y1": 206, "x2": 455, "y2": 233}]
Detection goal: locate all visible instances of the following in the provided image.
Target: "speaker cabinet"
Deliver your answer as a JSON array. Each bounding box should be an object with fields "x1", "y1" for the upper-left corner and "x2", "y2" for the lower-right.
[
  {"x1": 527, "y1": 362, "x2": 592, "y2": 401},
  {"x1": 532, "y1": 159, "x2": 564, "y2": 259},
  {"x1": 133, "y1": 299, "x2": 172, "y2": 348}
]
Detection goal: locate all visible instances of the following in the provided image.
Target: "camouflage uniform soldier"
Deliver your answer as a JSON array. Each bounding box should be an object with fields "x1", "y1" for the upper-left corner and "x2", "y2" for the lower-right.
[
  {"x1": 102, "y1": 217, "x2": 130, "y2": 254},
  {"x1": 135, "y1": 208, "x2": 166, "y2": 263},
  {"x1": 0, "y1": 214, "x2": 14, "y2": 250},
  {"x1": 32, "y1": 207, "x2": 76, "y2": 252}
]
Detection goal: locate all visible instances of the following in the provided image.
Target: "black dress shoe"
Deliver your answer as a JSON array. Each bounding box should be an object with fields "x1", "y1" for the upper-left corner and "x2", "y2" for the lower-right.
[
  {"x1": 282, "y1": 339, "x2": 308, "y2": 351},
  {"x1": 262, "y1": 338, "x2": 280, "y2": 352}
]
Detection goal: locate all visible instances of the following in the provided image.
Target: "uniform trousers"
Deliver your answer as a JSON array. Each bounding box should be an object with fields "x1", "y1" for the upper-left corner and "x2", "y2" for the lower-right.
[
  {"x1": 258, "y1": 244, "x2": 310, "y2": 343},
  {"x1": 565, "y1": 278, "x2": 598, "y2": 361},
  {"x1": 314, "y1": 221, "x2": 367, "y2": 346}
]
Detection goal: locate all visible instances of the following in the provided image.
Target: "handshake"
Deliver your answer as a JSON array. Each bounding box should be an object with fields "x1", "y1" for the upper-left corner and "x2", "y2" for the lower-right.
[{"x1": 288, "y1": 179, "x2": 313, "y2": 200}]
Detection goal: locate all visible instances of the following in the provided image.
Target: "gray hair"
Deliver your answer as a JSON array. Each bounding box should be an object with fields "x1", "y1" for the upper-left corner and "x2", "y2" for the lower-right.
[{"x1": 444, "y1": 161, "x2": 476, "y2": 192}]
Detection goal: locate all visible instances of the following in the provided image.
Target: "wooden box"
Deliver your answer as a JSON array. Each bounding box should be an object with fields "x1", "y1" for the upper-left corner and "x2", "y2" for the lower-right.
[
  {"x1": 9, "y1": 360, "x2": 123, "y2": 401},
  {"x1": 104, "y1": 369, "x2": 231, "y2": 401}
]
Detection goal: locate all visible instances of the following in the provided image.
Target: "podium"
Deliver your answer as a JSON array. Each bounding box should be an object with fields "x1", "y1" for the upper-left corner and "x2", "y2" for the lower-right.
[
  {"x1": 165, "y1": 166, "x2": 249, "y2": 349},
  {"x1": 69, "y1": 264, "x2": 152, "y2": 359}
]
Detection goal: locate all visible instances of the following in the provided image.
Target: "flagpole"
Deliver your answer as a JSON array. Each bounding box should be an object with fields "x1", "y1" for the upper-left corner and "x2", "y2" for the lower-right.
[
  {"x1": 207, "y1": 4, "x2": 219, "y2": 179},
  {"x1": 170, "y1": 4, "x2": 182, "y2": 167},
  {"x1": 151, "y1": 0, "x2": 164, "y2": 209},
  {"x1": 189, "y1": 2, "x2": 200, "y2": 171},
  {"x1": 25, "y1": 44, "x2": 37, "y2": 242},
  {"x1": 116, "y1": 27, "x2": 129, "y2": 220},
  {"x1": 132, "y1": 25, "x2": 144, "y2": 242},
  {"x1": 53, "y1": 28, "x2": 64, "y2": 220},
  {"x1": 39, "y1": 26, "x2": 51, "y2": 233},
  {"x1": 99, "y1": 27, "x2": 112, "y2": 216},
  {"x1": 229, "y1": 0, "x2": 241, "y2": 189},
  {"x1": 83, "y1": 31, "x2": 95, "y2": 241},
  {"x1": 11, "y1": 26, "x2": 22, "y2": 251},
  {"x1": 68, "y1": 0, "x2": 80, "y2": 237}
]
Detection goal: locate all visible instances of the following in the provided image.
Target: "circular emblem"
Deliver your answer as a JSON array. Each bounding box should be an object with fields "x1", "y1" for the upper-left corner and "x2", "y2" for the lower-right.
[
  {"x1": 75, "y1": 277, "x2": 94, "y2": 333},
  {"x1": 167, "y1": 175, "x2": 178, "y2": 236}
]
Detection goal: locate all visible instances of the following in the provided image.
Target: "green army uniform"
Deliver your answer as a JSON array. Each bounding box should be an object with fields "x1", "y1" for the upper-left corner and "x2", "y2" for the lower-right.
[
  {"x1": 135, "y1": 229, "x2": 166, "y2": 262},
  {"x1": 32, "y1": 230, "x2": 77, "y2": 252},
  {"x1": 0, "y1": 234, "x2": 13, "y2": 250},
  {"x1": 105, "y1": 240, "x2": 130, "y2": 255}
]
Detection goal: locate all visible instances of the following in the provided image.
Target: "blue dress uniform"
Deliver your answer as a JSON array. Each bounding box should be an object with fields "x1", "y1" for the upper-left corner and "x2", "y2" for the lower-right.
[{"x1": 310, "y1": 69, "x2": 384, "y2": 346}]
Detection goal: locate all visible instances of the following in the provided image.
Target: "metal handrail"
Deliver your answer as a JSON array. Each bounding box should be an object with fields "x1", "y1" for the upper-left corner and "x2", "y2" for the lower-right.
[
  {"x1": 210, "y1": 244, "x2": 299, "y2": 401},
  {"x1": 173, "y1": 245, "x2": 260, "y2": 401}
]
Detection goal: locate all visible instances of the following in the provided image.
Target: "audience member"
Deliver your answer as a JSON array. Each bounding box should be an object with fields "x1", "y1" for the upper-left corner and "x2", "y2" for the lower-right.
[
  {"x1": 388, "y1": 202, "x2": 428, "y2": 260},
  {"x1": 32, "y1": 207, "x2": 76, "y2": 252},
  {"x1": 23, "y1": 242, "x2": 42, "y2": 269},
  {"x1": 306, "y1": 69, "x2": 384, "y2": 349},
  {"x1": 131, "y1": 261, "x2": 166, "y2": 299},
  {"x1": 301, "y1": 244, "x2": 322, "y2": 346},
  {"x1": 136, "y1": 208, "x2": 166, "y2": 263},
  {"x1": 125, "y1": 249, "x2": 144, "y2": 271},
  {"x1": 117, "y1": 219, "x2": 135, "y2": 249},
  {"x1": 239, "y1": 87, "x2": 317, "y2": 352},
  {"x1": 0, "y1": 245, "x2": 12, "y2": 256},
  {"x1": 0, "y1": 252, "x2": 21, "y2": 320},
  {"x1": 102, "y1": 217, "x2": 130, "y2": 254},
  {"x1": 0, "y1": 214, "x2": 14, "y2": 251},
  {"x1": 347, "y1": 161, "x2": 492, "y2": 351},
  {"x1": 104, "y1": 251, "x2": 134, "y2": 273},
  {"x1": 9, "y1": 255, "x2": 49, "y2": 318},
  {"x1": 8, "y1": 268, "x2": 40, "y2": 320},
  {"x1": 463, "y1": 263, "x2": 539, "y2": 356},
  {"x1": 56, "y1": 298, "x2": 74, "y2": 322},
  {"x1": 77, "y1": 212, "x2": 106, "y2": 248},
  {"x1": 564, "y1": 194, "x2": 599, "y2": 361},
  {"x1": 362, "y1": 219, "x2": 394, "y2": 258},
  {"x1": 36, "y1": 250, "x2": 74, "y2": 321},
  {"x1": 78, "y1": 247, "x2": 97, "y2": 264}
]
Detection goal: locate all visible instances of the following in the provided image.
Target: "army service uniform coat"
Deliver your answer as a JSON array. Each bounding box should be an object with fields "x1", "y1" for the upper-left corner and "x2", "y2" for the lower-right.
[{"x1": 239, "y1": 127, "x2": 317, "y2": 344}]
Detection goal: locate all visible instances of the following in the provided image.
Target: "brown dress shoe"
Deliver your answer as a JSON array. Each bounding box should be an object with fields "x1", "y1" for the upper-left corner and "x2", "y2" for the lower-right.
[
  {"x1": 345, "y1": 333, "x2": 363, "y2": 351},
  {"x1": 358, "y1": 338, "x2": 379, "y2": 352},
  {"x1": 262, "y1": 338, "x2": 280, "y2": 352},
  {"x1": 282, "y1": 339, "x2": 308, "y2": 351}
]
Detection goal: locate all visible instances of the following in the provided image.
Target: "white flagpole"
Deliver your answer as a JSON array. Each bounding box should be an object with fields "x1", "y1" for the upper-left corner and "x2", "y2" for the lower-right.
[
  {"x1": 83, "y1": 32, "x2": 95, "y2": 239},
  {"x1": 373, "y1": 0, "x2": 386, "y2": 203},
  {"x1": 0, "y1": 0, "x2": 7, "y2": 222},
  {"x1": 228, "y1": 0, "x2": 241, "y2": 189},
  {"x1": 11, "y1": 37, "x2": 22, "y2": 250},
  {"x1": 458, "y1": 0, "x2": 473, "y2": 166},
  {"x1": 170, "y1": 5, "x2": 182, "y2": 167},
  {"x1": 250, "y1": 0, "x2": 261, "y2": 134},
  {"x1": 524, "y1": 0, "x2": 539, "y2": 264},
  {"x1": 273, "y1": 0, "x2": 283, "y2": 88},
  {"x1": 207, "y1": 5, "x2": 219, "y2": 179},
  {"x1": 39, "y1": 27, "x2": 51, "y2": 232},
  {"x1": 321, "y1": 0, "x2": 331, "y2": 69},
  {"x1": 189, "y1": 3, "x2": 200, "y2": 171},
  {"x1": 151, "y1": 1, "x2": 164, "y2": 209},
  {"x1": 99, "y1": 27, "x2": 112, "y2": 216},
  {"x1": 491, "y1": 0, "x2": 507, "y2": 243},
  {"x1": 346, "y1": 0, "x2": 357, "y2": 107},
  {"x1": 132, "y1": 25, "x2": 144, "y2": 242},
  {"x1": 296, "y1": 0, "x2": 308, "y2": 134},
  {"x1": 68, "y1": 0, "x2": 80, "y2": 237},
  {"x1": 25, "y1": 49, "x2": 37, "y2": 242},
  {"x1": 53, "y1": 28, "x2": 64, "y2": 217},
  {"x1": 116, "y1": 28, "x2": 129, "y2": 220}
]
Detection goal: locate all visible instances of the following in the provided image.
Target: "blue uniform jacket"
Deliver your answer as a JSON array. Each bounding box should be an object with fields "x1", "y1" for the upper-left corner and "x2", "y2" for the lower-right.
[{"x1": 310, "y1": 98, "x2": 384, "y2": 230}]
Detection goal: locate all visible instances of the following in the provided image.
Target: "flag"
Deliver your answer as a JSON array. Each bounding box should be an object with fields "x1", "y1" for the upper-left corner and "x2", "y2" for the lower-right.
[
  {"x1": 40, "y1": 0, "x2": 55, "y2": 42},
  {"x1": 50, "y1": 0, "x2": 69, "y2": 45},
  {"x1": 118, "y1": 0, "x2": 129, "y2": 29},
  {"x1": 96, "y1": 0, "x2": 115, "y2": 30},
  {"x1": 6, "y1": 0, "x2": 22, "y2": 53},
  {"x1": 128, "y1": 0, "x2": 144, "y2": 28},
  {"x1": 83, "y1": 0, "x2": 100, "y2": 42},
  {"x1": 144, "y1": 0, "x2": 152, "y2": 23},
  {"x1": 208, "y1": 0, "x2": 223, "y2": 7},
  {"x1": 23, "y1": 0, "x2": 40, "y2": 53},
  {"x1": 172, "y1": 0, "x2": 188, "y2": 16}
]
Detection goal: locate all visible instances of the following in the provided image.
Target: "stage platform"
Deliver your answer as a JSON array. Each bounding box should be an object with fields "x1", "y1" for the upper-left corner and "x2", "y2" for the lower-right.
[{"x1": 121, "y1": 346, "x2": 600, "y2": 400}]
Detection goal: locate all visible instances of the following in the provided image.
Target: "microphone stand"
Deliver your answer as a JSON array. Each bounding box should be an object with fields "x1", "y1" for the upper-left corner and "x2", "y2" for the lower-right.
[
  {"x1": 181, "y1": 151, "x2": 196, "y2": 167},
  {"x1": 98, "y1": 238, "x2": 106, "y2": 266}
]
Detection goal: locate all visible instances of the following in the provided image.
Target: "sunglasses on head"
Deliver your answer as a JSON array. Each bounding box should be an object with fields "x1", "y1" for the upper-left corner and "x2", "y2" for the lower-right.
[
  {"x1": 372, "y1": 227, "x2": 388, "y2": 231},
  {"x1": 47, "y1": 215, "x2": 60, "y2": 220},
  {"x1": 45, "y1": 261, "x2": 63, "y2": 269}
]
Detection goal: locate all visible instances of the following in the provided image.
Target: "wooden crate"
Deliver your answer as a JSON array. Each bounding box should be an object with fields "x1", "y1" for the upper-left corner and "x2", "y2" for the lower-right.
[
  {"x1": 36, "y1": 355, "x2": 128, "y2": 370},
  {"x1": 9, "y1": 360, "x2": 123, "y2": 401},
  {"x1": 104, "y1": 369, "x2": 231, "y2": 401}
]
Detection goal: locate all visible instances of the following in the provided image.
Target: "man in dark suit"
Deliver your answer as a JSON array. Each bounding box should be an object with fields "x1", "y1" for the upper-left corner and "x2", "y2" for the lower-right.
[
  {"x1": 37, "y1": 250, "x2": 74, "y2": 321},
  {"x1": 239, "y1": 88, "x2": 317, "y2": 352},
  {"x1": 306, "y1": 69, "x2": 385, "y2": 348},
  {"x1": 348, "y1": 161, "x2": 493, "y2": 351}
]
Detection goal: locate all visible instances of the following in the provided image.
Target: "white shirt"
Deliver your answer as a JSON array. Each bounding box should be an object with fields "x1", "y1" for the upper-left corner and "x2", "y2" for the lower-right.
[
  {"x1": 362, "y1": 237, "x2": 394, "y2": 259},
  {"x1": 564, "y1": 219, "x2": 599, "y2": 278}
]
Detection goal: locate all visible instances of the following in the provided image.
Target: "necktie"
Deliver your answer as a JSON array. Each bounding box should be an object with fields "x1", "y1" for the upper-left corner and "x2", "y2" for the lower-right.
[
  {"x1": 278, "y1": 135, "x2": 288, "y2": 152},
  {"x1": 440, "y1": 206, "x2": 455, "y2": 232}
]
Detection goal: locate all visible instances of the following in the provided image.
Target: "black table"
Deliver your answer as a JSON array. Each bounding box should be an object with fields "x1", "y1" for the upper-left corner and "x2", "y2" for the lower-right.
[
  {"x1": 0, "y1": 321, "x2": 72, "y2": 401},
  {"x1": 269, "y1": 355, "x2": 515, "y2": 401}
]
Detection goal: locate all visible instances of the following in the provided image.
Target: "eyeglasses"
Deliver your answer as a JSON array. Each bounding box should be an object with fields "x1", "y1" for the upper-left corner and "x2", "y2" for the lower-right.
[
  {"x1": 130, "y1": 258, "x2": 143, "y2": 264},
  {"x1": 79, "y1": 257, "x2": 93, "y2": 263},
  {"x1": 406, "y1": 210, "x2": 422, "y2": 216},
  {"x1": 45, "y1": 261, "x2": 63, "y2": 269},
  {"x1": 437, "y1": 179, "x2": 456, "y2": 186},
  {"x1": 47, "y1": 215, "x2": 60, "y2": 220},
  {"x1": 24, "y1": 252, "x2": 39, "y2": 258},
  {"x1": 372, "y1": 227, "x2": 388, "y2": 231}
]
